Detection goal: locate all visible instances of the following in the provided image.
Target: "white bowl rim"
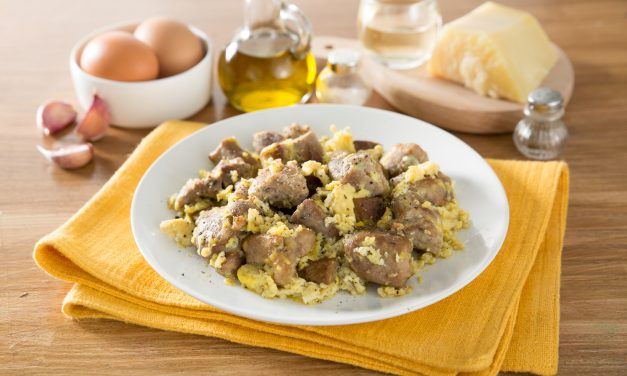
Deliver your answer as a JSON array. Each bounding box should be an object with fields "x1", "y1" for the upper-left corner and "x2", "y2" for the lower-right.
[{"x1": 69, "y1": 20, "x2": 213, "y2": 86}]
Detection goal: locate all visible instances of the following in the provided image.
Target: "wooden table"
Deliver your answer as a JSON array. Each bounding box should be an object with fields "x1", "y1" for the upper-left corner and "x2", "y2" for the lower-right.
[{"x1": 2, "y1": 0, "x2": 626, "y2": 374}]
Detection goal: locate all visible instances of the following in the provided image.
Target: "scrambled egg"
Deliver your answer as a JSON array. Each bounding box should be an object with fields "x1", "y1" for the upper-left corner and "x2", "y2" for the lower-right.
[
  {"x1": 378, "y1": 286, "x2": 413, "y2": 298},
  {"x1": 237, "y1": 264, "x2": 339, "y2": 304},
  {"x1": 376, "y1": 207, "x2": 393, "y2": 230},
  {"x1": 322, "y1": 181, "x2": 370, "y2": 235},
  {"x1": 216, "y1": 185, "x2": 234, "y2": 202},
  {"x1": 210, "y1": 251, "x2": 227, "y2": 269},
  {"x1": 162, "y1": 125, "x2": 470, "y2": 305},
  {"x1": 392, "y1": 161, "x2": 441, "y2": 197},
  {"x1": 182, "y1": 199, "x2": 213, "y2": 221},
  {"x1": 321, "y1": 125, "x2": 355, "y2": 154},
  {"x1": 266, "y1": 158, "x2": 284, "y2": 173},
  {"x1": 246, "y1": 208, "x2": 290, "y2": 234},
  {"x1": 437, "y1": 200, "x2": 470, "y2": 252},
  {"x1": 159, "y1": 218, "x2": 194, "y2": 248},
  {"x1": 338, "y1": 263, "x2": 367, "y2": 295},
  {"x1": 267, "y1": 222, "x2": 302, "y2": 238},
  {"x1": 352, "y1": 236, "x2": 386, "y2": 266},
  {"x1": 354, "y1": 245, "x2": 385, "y2": 266},
  {"x1": 404, "y1": 161, "x2": 440, "y2": 182},
  {"x1": 301, "y1": 160, "x2": 331, "y2": 185}
]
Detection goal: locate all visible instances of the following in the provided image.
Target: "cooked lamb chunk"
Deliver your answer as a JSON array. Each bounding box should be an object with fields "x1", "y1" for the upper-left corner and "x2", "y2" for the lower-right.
[
  {"x1": 242, "y1": 226, "x2": 316, "y2": 286},
  {"x1": 327, "y1": 151, "x2": 349, "y2": 161},
  {"x1": 174, "y1": 177, "x2": 221, "y2": 210},
  {"x1": 249, "y1": 161, "x2": 309, "y2": 208},
  {"x1": 290, "y1": 199, "x2": 339, "y2": 238},
  {"x1": 193, "y1": 207, "x2": 243, "y2": 256},
  {"x1": 327, "y1": 151, "x2": 390, "y2": 196},
  {"x1": 269, "y1": 251, "x2": 297, "y2": 286},
  {"x1": 242, "y1": 225, "x2": 315, "y2": 264},
  {"x1": 242, "y1": 234, "x2": 281, "y2": 265},
  {"x1": 209, "y1": 137, "x2": 259, "y2": 169},
  {"x1": 213, "y1": 157, "x2": 257, "y2": 185},
  {"x1": 216, "y1": 250, "x2": 244, "y2": 277},
  {"x1": 252, "y1": 131, "x2": 285, "y2": 153},
  {"x1": 353, "y1": 140, "x2": 380, "y2": 151},
  {"x1": 259, "y1": 142, "x2": 289, "y2": 163},
  {"x1": 305, "y1": 175, "x2": 323, "y2": 195},
  {"x1": 380, "y1": 143, "x2": 429, "y2": 177},
  {"x1": 283, "y1": 123, "x2": 311, "y2": 139},
  {"x1": 284, "y1": 226, "x2": 316, "y2": 259},
  {"x1": 344, "y1": 230, "x2": 413, "y2": 288},
  {"x1": 231, "y1": 180, "x2": 250, "y2": 200},
  {"x1": 353, "y1": 197, "x2": 386, "y2": 223},
  {"x1": 391, "y1": 174, "x2": 453, "y2": 207},
  {"x1": 174, "y1": 155, "x2": 258, "y2": 210},
  {"x1": 391, "y1": 173, "x2": 447, "y2": 253},
  {"x1": 260, "y1": 131, "x2": 324, "y2": 164},
  {"x1": 272, "y1": 226, "x2": 316, "y2": 286},
  {"x1": 300, "y1": 257, "x2": 338, "y2": 285},
  {"x1": 294, "y1": 131, "x2": 324, "y2": 162},
  {"x1": 392, "y1": 201, "x2": 443, "y2": 254},
  {"x1": 226, "y1": 199, "x2": 257, "y2": 217}
]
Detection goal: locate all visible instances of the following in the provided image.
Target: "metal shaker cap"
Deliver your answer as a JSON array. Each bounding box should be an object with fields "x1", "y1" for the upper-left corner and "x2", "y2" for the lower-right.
[
  {"x1": 327, "y1": 48, "x2": 361, "y2": 74},
  {"x1": 526, "y1": 88, "x2": 564, "y2": 114}
]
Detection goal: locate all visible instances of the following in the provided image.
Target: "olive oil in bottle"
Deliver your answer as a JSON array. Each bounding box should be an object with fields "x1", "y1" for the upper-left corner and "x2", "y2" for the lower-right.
[
  {"x1": 218, "y1": 0, "x2": 316, "y2": 112},
  {"x1": 218, "y1": 32, "x2": 316, "y2": 112}
]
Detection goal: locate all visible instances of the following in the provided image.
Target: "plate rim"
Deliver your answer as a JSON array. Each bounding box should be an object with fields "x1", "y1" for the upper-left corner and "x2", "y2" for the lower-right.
[{"x1": 130, "y1": 104, "x2": 510, "y2": 326}]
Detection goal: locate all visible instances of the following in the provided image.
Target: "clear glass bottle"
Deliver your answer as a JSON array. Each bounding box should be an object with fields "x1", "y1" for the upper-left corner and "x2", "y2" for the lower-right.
[
  {"x1": 315, "y1": 49, "x2": 372, "y2": 105},
  {"x1": 513, "y1": 88, "x2": 568, "y2": 160},
  {"x1": 357, "y1": 0, "x2": 442, "y2": 70},
  {"x1": 217, "y1": 0, "x2": 317, "y2": 112}
]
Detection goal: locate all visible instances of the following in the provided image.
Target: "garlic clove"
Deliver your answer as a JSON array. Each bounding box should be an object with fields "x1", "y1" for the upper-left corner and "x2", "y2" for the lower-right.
[
  {"x1": 37, "y1": 143, "x2": 94, "y2": 170},
  {"x1": 36, "y1": 100, "x2": 77, "y2": 135},
  {"x1": 75, "y1": 94, "x2": 110, "y2": 141}
]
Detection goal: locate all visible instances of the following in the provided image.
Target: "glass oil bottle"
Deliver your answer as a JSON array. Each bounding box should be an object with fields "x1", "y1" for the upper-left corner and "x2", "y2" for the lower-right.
[{"x1": 218, "y1": 0, "x2": 317, "y2": 112}]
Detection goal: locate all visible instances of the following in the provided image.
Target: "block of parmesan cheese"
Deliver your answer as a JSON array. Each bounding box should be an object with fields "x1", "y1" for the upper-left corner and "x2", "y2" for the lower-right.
[{"x1": 429, "y1": 2, "x2": 558, "y2": 103}]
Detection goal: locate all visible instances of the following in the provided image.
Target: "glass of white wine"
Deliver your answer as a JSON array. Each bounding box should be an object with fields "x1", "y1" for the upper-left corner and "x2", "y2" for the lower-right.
[{"x1": 358, "y1": 0, "x2": 442, "y2": 70}]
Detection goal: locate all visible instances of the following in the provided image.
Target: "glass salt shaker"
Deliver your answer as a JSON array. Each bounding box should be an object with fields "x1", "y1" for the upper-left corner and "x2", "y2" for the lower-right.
[
  {"x1": 513, "y1": 88, "x2": 568, "y2": 160},
  {"x1": 315, "y1": 49, "x2": 372, "y2": 105}
]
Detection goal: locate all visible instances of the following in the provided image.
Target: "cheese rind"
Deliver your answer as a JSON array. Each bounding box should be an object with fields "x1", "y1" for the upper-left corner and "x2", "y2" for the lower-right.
[{"x1": 429, "y1": 2, "x2": 558, "y2": 103}]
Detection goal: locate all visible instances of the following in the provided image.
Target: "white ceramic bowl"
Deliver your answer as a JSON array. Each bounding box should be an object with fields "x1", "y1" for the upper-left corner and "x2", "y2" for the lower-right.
[{"x1": 70, "y1": 22, "x2": 213, "y2": 128}]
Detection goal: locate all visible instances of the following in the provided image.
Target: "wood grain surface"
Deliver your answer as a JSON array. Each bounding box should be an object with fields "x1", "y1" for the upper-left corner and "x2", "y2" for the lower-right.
[{"x1": 1, "y1": 0, "x2": 626, "y2": 375}]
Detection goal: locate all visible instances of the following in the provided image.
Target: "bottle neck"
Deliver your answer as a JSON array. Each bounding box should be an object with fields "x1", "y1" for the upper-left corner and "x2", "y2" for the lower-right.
[{"x1": 244, "y1": 0, "x2": 283, "y2": 31}]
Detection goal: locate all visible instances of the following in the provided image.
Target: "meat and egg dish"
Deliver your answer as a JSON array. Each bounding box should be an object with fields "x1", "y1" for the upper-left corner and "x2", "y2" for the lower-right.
[{"x1": 160, "y1": 124, "x2": 469, "y2": 304}]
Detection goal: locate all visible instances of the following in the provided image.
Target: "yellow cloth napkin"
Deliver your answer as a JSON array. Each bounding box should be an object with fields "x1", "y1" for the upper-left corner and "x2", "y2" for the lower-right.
[{"x1": 34, "y1": 121, "x2": 569, "y2": 376}]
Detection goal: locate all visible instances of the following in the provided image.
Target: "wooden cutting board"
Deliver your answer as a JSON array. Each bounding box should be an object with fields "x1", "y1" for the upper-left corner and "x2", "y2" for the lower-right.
[{"x1": 312, "y1": 36, "x2": 574, "y2": 134}]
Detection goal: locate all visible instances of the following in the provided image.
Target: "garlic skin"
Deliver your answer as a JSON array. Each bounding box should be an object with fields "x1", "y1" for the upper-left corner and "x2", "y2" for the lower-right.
[
  {"x1": 36, "y1": 100, "x2": 77, "y2": 135},
  {"x1": 37, "y1": 143, "x2": 94, "y2": 170},
  {"x1": 75, "y1": 94, "x2": 110, "y2": 141}
]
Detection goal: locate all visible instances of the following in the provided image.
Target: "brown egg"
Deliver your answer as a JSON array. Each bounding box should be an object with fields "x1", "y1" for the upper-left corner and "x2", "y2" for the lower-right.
[
  {"x1": 134, "y1": 17, "x2": 204, "y2": 78},
  {"x1": 80, "y1": 31, "x2": 159, "y2": 82}
]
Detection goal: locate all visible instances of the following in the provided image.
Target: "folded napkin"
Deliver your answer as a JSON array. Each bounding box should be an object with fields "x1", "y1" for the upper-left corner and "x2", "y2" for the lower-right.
[{"x1": 34, "y1": 121, "x2": 569, "y2": 376}]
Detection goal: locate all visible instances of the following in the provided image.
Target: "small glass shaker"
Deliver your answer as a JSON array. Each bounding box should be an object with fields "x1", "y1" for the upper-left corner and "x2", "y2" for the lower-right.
[
  {"x1": 513, "y1": 88, "x2": 568, "y2": 160},
  {"x1": 315, "y1": 49, "x2": 372, "y2": 105}
]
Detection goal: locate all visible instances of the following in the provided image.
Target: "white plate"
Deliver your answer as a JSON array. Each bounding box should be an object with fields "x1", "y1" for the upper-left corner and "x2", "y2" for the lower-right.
[{"x1": 131, "y1": 104, "x2": 509, "y2": 326}]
